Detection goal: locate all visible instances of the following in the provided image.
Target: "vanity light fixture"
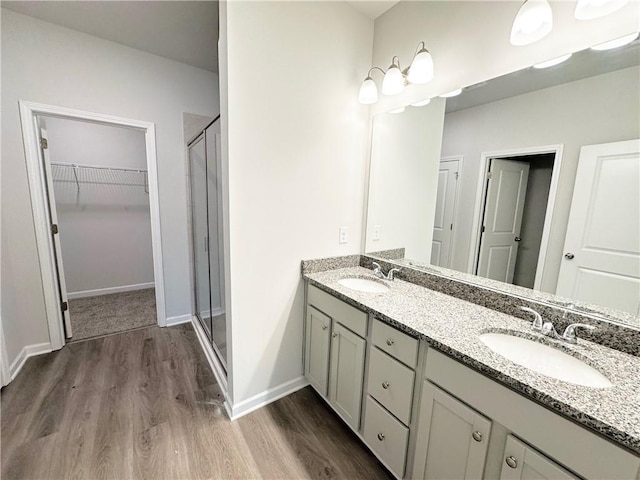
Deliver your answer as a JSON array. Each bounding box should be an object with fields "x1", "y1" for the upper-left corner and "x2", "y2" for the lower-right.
[
  {"x1": 574, "y1": 0, "x2": 629, "y2": 19},
  {"x1": 411, "y1": 98, "x2": 432, "y2": 107},
  {"x1": 439, "y1": 88, "x2": 463, "y2": 98},
  {"x1": 533, "y1": 53, "x2": 572, "y2": 68},
  {"x1": 358, "y1": 41, "x2": 435, "y2": 104},
  {"x1": 389, "y1": 106, "x2": 406, "y2": 113},
  {"x1": 591, "y1": 31, "x2": 639, "y2": 50},
  {"x1": 510, "y1": 0, "x2": 553, "y2": 46}
]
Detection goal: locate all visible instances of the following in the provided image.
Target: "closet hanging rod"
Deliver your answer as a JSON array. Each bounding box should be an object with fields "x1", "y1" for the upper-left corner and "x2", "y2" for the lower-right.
[{"x1": 50, "y1": 162, "x2": 148, "y2": 173}]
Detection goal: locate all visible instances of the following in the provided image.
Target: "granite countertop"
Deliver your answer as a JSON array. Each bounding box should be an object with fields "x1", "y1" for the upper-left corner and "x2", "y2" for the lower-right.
[{"x1": 304, "y1": 266, "x2": 640, "y2": 455}]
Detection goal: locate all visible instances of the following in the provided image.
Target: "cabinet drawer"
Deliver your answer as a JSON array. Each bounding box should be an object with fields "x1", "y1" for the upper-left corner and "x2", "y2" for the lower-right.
[
  {"x1": 372, "y1": 318, "x2": 418, "y2": 368},
  {"x1": 308, "y1": 284, "x2": 367, "y2": 337},
  {"x1": 363, "y1": 396, "x2": 409, "y2": 478},
  {"x1": 367, "y1": 347, "x2": 415, "y2": 425}
]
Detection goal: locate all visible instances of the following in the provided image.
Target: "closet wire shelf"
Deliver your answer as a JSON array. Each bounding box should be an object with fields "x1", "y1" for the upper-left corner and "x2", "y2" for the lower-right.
[{"x1": 51, "y1": 162, "x2": 149, "y2": 194}]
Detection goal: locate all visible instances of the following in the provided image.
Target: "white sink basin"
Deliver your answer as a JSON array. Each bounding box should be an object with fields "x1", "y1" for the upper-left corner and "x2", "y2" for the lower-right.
[
  {"x1": 338, "y1": 277, "x2": 390, "y2": 294},
  {"x1": 479, "y1": 333, "x2": 612, "y2": 388}
]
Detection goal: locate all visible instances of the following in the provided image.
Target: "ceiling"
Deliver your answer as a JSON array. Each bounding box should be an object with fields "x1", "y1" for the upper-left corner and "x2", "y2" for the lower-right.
[
  {"x1": 346, "y1": 1, "x2": 398, "y2": 19},
  {"x1": 1, "y1": 1, "x2": 219, "y2": 72}
]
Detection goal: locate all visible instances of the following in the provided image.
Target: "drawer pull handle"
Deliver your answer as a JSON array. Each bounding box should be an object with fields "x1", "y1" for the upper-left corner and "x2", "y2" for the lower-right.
[
  {"x1": 377, "y1": 433, "x2": 385, "y2": 441},
  {"x1": 505, "y1": 456, "x2": 518, "y2": 469},
  {"x1": 386, "y1": 338, "x2": 394, "y2": 346},
  {"x1": 322, "y1": 325, "x2": 328, "y2": 331},
  {"x1": 472, "y1": 431, "x2": 482, "y2": 442},
  {"x1": 381, "y1": 381, "x2": 390, "y2": 389}
]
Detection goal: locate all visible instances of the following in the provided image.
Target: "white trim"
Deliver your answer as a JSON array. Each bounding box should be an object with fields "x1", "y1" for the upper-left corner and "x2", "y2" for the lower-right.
[
  {"x1": 67, "y1": 282, "x2": 155, "y2": 300},
  {"x1": 467, "y1": 145, "x2": 564, "y2": 290},
  {"x1": 228, "y1": 376, "x2": 309, "y2": 421},
  {"x1": 190, "y1": 315, "x2": 232, "y2": 417},
  {"x1": 18, "y1": 101, "x2": 167, "y2": 350},
  {"x1": 0, "y1": 318, "x2": 11, "y2": 387},
  {"x1": 165, "y1": 314, "x2": 193, "y2": 326},
  {"x1": 9, "y1": 342, "x2": 52, "y2": 381}
]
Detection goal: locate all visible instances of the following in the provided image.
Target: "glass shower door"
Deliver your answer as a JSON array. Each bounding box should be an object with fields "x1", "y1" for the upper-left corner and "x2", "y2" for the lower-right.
[{"x1": 189, "y1": 136, "x2": 212, "y2": 339}]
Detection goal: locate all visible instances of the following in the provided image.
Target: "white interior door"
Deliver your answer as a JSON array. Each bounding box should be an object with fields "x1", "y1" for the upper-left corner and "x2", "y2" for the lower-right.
[
  {"x1": 38, "y1": 119, "x2": 72, "y2": 338},
  {"x1": 431, "y1": 158, "x2": 460, "y2": 267},
  {"x1": 556, "y1": 140, "x2": 640, "y2": 315},
  {"x1": 477, "y1": 159, "x2": 530, "y2": 283}
]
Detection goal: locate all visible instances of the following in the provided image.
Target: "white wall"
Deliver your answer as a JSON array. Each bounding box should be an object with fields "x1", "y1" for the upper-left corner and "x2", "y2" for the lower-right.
[
  {"x1": 1, "y1": 9, "x2": 219, "y2": 364},
  {"x1": 46, "y1": 117, "x2": 154, "y2": 295},
  {"x1": 365, "y1": 99, "x2": 445, "y2": 262},
  {"x1": 370, "y1": 1, "x2": 639, "y2": 112},
  {"x1": 441, "y1": 66, "x2": 640, "y2": 292},
  {"x1": 221, "y1": 1, "x2": 373, "y2": 406}
]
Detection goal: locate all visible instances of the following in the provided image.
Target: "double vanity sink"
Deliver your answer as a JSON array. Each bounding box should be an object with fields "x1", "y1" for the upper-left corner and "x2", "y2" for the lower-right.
[{"x1": 303, "y1": 260, "x2": 640, "y2": 479}]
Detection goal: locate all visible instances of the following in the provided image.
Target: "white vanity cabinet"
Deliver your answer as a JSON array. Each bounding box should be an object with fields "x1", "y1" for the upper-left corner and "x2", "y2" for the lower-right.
[
  {"x1": 412, "y1": 381, "x2": 492, "y2": 480},
  {"x1": 500, "y1": 435, "x2": 578, "y2": 480},
  {"x1": 305, "y1": 285, "x2": 367, "y2": 430}
]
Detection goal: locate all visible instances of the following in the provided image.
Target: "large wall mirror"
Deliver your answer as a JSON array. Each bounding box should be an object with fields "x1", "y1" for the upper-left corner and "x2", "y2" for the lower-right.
[{"x1": 365, "y1": 40, "x2": 640, "y2": 328}]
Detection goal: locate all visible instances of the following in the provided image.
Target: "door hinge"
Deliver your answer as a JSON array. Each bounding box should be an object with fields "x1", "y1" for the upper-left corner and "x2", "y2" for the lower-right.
[
  {"x1": 481, "y1": 225, "x2": 485, "y2": 233},
  {"x1": 486, "y1": 172, "x2": 493, "y2": 179},
  {"x1": 455, "y1": 171, "x2": 459, "y2": 180},
  {"x1": 40, "y1": 138, "x2": 48, "y2": 149},
  {"x1": 51, "y1": 224, "x2": 59, "y2": 235},
  {"x1": 61, "y1": 301, "x2": 68, "y2": 312},
  {"x1": 450, "y1": 223, "x2": 453, "y2": 230}
]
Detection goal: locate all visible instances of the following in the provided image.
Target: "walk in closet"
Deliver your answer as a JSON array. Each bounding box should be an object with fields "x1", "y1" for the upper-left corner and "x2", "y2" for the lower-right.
[{"x1": 188, "y1": 116, "x2": 227, "y2": 371}]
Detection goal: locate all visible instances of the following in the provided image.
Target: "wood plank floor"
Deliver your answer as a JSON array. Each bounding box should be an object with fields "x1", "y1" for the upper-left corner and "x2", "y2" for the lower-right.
[{"x1": 1, "y1": 324, "x2": 392, "y2": 479}]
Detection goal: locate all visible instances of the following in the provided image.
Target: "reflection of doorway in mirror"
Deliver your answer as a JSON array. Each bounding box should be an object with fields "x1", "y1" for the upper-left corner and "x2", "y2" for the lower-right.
[
  {"x1": 432, "y1": 156, "x2": 462, "y2": 268},
  {"x1": 474, "y1": 152, "x2": 556, "y2": 289},
  {"x1": 557, "y1": 139, "x2": 640, "y2": 315}
]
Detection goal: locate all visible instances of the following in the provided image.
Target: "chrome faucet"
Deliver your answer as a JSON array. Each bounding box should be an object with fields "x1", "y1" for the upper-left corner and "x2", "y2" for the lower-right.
[
  {"x1": 520, "y1": 306, "x2": 596, "y2": 344},
  {"x1": 371, "y1": 262, "x2": 401, "y2": 281}
]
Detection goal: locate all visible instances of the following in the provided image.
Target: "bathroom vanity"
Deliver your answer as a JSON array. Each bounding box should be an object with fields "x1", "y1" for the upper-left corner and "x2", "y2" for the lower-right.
[{"x1": 301, "y1": 258, "x2": 640, "y2": 480}]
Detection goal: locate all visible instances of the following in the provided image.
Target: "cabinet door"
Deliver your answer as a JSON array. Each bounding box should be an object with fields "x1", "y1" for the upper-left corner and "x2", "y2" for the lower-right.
[
  {"x1": 500, "y1": 435, "x2": 579, "y2": 480},
  {"x1": 328, "y1": 322, "x2": 366, "y2": 430},
  {"x1": 413, "y1": 381, "x2": 492, "y2": 480},
  {"x1": 304, "y1": 306, "x2": 331, "y2": 396}
]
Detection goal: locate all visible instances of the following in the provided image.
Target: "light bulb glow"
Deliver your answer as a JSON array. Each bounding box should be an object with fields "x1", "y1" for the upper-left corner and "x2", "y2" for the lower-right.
[
  {"x1": 407, "y1": 49, "x2": 434, "y2": 84},
  {"x1": 389, "y1": 107, "x2": 405, "y2": 114},
  {"x1": 591, "y1": 32, "x2": 638, "y2": 50},
  {"x1": 510, "y1": 0, "x2": 553, "y2": 46},
  {"x1": 575, "y1": 0, "x2": 629, "y2": 19},
  {"x1": 533, "y1": 53, "x2": 572, "y2": 69},
  {"x1": 439, "y1": 88, "x2": 463, "y2": 98},
  {"x1": 411, "y1": 99, "x2": 432, "y2": 107},
  {"x1": 358, "y1": 77, "x2": 378, "y2": 104},
  {"x1": 382, "y1": 65, "x2": 404, "y2": 95}
]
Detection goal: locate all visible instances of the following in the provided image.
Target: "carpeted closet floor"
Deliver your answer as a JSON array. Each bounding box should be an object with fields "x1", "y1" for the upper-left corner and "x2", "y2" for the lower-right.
[{"x1": 68, "y1": 288, "x2": 157, "y2": 341}]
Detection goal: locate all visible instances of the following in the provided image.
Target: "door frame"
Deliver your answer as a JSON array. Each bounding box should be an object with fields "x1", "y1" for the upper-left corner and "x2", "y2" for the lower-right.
[
  {"x1": 19, "y1": 100, "x2": 167, "y2": 351},
  {"x1": 438, "y1": 155, "x2": 464, "y2": 269},
  {"x1": 467, "y1": 144, "x2": 564, "y2": 290}
]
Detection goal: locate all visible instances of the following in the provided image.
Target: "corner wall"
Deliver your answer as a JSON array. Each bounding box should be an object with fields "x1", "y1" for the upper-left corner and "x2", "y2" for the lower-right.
[
  {"x1": 221, "y1": 1, "x2": 374, "y2": 407},
  {"x1": 1, "y1": 9, "x2": 219, "y2": 365}
]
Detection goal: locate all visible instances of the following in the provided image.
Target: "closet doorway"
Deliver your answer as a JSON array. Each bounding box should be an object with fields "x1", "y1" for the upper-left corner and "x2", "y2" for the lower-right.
[{"x1": 20, "y1": 101, "x2": 166, "y2": 351}]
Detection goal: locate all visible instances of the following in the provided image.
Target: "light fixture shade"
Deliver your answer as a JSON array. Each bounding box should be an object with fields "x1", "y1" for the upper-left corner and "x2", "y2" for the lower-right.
[
  {"x1": 407, "y1": 49, "x2": 434, "y2": 84},
  {"x1": 591, "y1": 32, "x2": 639, "y2": 50},
  {"x1": 533, "y1": 53, "x2": 572, "y2": 69},
  {"x1": 510, "y1": 0, "x2": 553, "y2": 46},
  {"x1": 382, "y1": 65, "x2": 404, "y2": 95},
  {"x1": 358, "y1": 77, "x2": 378, "y2": 104},
  {"x1": 574, "y1": 0, "x2": 629, "y2": 20}
]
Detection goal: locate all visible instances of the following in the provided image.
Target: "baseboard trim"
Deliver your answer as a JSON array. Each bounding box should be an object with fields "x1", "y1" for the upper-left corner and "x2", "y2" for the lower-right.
[
  {"x1": 190, "y1": 316, "x2": 231, "y2": 417},
  {"x1": 229, "y1": 375, "x2": 309, "y2": 421},
  {"x1": 165, "y1": 314, "x2": 193, "y2": 326},
  {"x1": 9, "y1": 342, "x2": 52, "y2": 381},
  {"x1": 67, "y1": 282, "x2": 155, "y2": 300}
]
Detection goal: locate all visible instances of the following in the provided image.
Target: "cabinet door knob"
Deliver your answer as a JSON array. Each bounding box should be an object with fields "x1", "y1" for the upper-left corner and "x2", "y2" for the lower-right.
[
  {"x1": 505, "y1": 456, "x2": 518, "y2": 469},
  {"x1": 386, "y1": 338, "x2": 394, "y2": 346},
  {"x1": 332, "y1": 332, "x2": 338, "y2": 338},
  {"x1": 472, "y1": 431, "x2": 482, "y2": 442},
  {"x1": 564, "y1": 252, "x2": 575, "y2": 260},
  {"x1": 322, "y1": 325, "x2": 328, "y2": 330},
  {"x1": 381, "y1": 381, "x2": 390, "y2": 389},
  {"x1": 377, "y1": 433, "x2": 385, "y2": 441}
]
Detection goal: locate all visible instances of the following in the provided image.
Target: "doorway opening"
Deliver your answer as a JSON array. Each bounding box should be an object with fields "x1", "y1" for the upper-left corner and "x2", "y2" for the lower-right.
[
  {"x1": 20, "y1": 101, "x2": 166, "y2": 351},
  {"x1": 470, "y1": 146, "x2": 563, "y2": 289}
]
